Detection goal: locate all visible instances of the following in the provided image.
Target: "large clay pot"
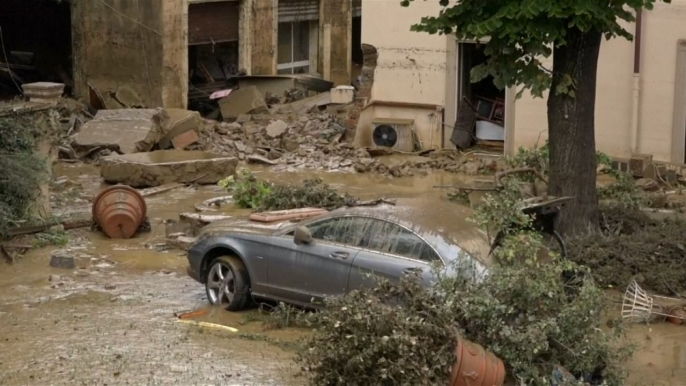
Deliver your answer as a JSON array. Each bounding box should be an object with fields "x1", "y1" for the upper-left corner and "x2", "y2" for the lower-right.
[
  {"x1": 450, "y1": 338, "x2": 506, "y2": 386},
  {"x1": 92, "y1": 185, "x2": 147, "y2": 239}
]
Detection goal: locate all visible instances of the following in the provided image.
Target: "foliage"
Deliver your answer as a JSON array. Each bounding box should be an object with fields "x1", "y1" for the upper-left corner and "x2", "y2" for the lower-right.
[
  {"x1": 298, "y1": 259, "x2": 631, "y2": 385},
  {"x1": 32, "y1": 229, "x2": 69, "y2": 248},
  {"x1": 597, "y1": 172, "x2": 648, "y2": 209},
  {"x1": 436, "y1": 260, "x2": 632, "y2": 385},
  {"x1": 0, "y1": 119, "x2": 47, "y2": 237},
  {"x1": 219, "y1": 171, "x2": 356, "y2": 212},
  {"x1": 297, "y1": 275, "x2": 457, "y2": 385},
  {"x1": 506, "y1": 140, "x2": 616, "y2": 179},
  {"x1": 401, "y1": 0, "x2": 669, "y2": 98},
  {"x1": 219, "y1": 170, "x2": 273, "y2": 209},
  {"x1": 506, "y1": 141, "x2": 550, "y2": 176},
  {"x1": 470, "y1": 177, "x2": 531, "y2": 241},
  {"x1": 570, "y1": 204, "x2": 686, "y2": 295}
]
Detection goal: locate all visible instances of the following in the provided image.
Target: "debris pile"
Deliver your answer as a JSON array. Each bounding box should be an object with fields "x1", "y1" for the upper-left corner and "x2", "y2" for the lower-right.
[{"x1": 197, "y1": 112, "x2": 498, "y2": 176}]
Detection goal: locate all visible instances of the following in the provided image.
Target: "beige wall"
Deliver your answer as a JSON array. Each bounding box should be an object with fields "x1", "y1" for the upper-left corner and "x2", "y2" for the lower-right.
[
  {"x1": 512, "y1": 1, "x2": 686, "y2": 162},
  {"x1": 358, "y1": 0, "x2": 449, "y2": 149},
  {"x1": 361, "y1": 0, "x2": 448, "y2": 105},
  {"x1": 361, "y1": 0, "x2": 686, "y2": 162}
]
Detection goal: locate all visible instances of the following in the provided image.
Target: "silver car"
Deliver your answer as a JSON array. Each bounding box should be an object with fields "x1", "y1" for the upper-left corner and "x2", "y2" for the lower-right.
[{"x1": 185, "y1": 198, "x2": 492, "y2": 311}]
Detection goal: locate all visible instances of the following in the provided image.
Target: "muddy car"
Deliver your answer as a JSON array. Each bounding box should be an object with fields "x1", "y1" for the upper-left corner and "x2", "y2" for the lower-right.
[{"x1": 186, "y1": 198, "x2": 492, "y2": 310}]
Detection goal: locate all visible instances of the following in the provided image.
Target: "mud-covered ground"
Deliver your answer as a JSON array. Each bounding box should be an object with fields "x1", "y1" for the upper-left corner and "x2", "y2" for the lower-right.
[{"x1": 2, "y1": 162, "x2": 686, "y2": 385}]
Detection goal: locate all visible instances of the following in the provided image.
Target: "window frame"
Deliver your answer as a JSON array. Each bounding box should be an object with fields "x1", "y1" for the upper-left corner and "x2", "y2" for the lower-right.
[
  {"x1": 279, "y1": 215, "x2": 445, "y2": 266},
  {"x1": 277, "y1": 21, "x2": 311, "y2": 74}
]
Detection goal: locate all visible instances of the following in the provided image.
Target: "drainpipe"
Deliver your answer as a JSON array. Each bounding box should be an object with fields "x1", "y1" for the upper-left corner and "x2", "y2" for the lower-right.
[{"x1": 630, "y1": 9, "x2": 643, "y2": 154}]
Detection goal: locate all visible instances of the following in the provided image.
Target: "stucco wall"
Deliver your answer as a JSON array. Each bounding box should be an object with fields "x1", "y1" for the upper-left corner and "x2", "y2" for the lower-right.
[
  {"x1": 511, "y1": 1, "x2": 686, "y2": 162},
  {"x1": 320, "y1": 0, "x2": 352, "y2": 85},
  {"x1": 361, "y1": 0, "x2": 448, "y2": 106}
]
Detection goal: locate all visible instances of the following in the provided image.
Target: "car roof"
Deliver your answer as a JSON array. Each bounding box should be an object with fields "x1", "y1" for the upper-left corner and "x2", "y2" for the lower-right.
[{"x1": 313, "y1": 197, "x2": 493, "y2": 267}]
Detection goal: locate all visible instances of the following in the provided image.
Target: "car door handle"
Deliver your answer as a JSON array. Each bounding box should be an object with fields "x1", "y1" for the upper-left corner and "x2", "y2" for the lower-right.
[
  {"x1": 330, "y1": 251, "x2": 349, "y2": 259},
  {"x1": 402, "y1": 267, "x2": 424, "y2": 274}
]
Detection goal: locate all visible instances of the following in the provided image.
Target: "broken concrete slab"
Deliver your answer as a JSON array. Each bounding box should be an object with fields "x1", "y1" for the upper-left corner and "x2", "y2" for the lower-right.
[
  {"x1": 266, "y1": 120, "x2": 288, "y2": 138},
  {"x1": 75, "y1": 109, "x2": 168, "y2": 154},
  {"x1": 219, "y1": 86, "x2": 268, "y2": 121},
  {"x1": 158, "y1": 109, "x2": 201, "y2": 149},
  {"x1": 270, "y1": 92, "x2": 331, "y2": 114},
  {"x1": 101, "y1": 150, "x2": 238, "y2": 188}
]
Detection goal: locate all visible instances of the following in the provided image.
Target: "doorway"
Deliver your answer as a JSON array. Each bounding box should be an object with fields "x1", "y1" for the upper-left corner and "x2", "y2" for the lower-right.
[{"x1": 453, "y1": 42, "x2": 507, "y2": 153}]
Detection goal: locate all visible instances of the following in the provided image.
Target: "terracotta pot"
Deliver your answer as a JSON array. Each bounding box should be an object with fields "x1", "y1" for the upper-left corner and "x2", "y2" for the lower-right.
[
  {"x1": 666, "y1": 307, "x2": 686, "y2": 325},
  {"x1": 450, "y1": 338, "x2": 506, "y2": 386},
  {"x1": 92, "y1": 185, "x2": 147, "y2": 239}
]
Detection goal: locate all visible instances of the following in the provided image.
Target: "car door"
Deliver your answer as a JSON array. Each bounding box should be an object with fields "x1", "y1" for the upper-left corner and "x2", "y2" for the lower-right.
[
  {"x1": 293, "y1": 216, "x2": 368, "y2": 305},
  {"x1": 348, "y1": 219, "x2": 442, "y2": 291}
]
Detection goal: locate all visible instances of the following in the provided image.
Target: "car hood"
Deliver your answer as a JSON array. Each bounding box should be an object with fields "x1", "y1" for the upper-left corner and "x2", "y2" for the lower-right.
[{"x1": 198, "y1": 217, "x2": 290, "y2": 238}]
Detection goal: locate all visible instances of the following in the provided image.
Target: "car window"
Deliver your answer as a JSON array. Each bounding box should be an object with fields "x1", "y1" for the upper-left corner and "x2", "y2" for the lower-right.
[
  {"x1": 308, "y1": 216, "x2": 375, "y2": 247},
  {"x1": 366, "y1": 219, "x2": 440, "y2": 262}
]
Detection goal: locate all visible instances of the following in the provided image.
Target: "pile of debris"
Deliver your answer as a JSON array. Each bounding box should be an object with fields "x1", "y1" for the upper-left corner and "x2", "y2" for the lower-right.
[{"x1": 197, "y1": 112, "x2": 499, "y2": 176}]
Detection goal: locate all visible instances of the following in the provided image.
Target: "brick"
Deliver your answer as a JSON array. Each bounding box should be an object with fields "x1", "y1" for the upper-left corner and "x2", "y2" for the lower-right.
[{"x1": 171, "y1": 129, "x2": 199, "y2": 150}]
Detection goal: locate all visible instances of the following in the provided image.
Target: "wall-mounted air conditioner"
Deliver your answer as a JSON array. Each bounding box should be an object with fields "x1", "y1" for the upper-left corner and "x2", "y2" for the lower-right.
[{"x1": 370, "y1": 118, "x2": 415, "y2": 152}]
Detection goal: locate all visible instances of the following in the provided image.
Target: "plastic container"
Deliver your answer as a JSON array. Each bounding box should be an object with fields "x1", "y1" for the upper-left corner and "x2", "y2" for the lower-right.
[{"x1": 92, "y1": 185, "x2": 147, "y2": 239}]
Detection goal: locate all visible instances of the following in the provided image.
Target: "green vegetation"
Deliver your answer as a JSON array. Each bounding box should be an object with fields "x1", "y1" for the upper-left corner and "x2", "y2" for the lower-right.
[
  {"x1": 219, "y1": 171, "x2": 356, "y2": 211},
  {"x1": 0, "y1": 118, "x2": 47, "y2": 237}
]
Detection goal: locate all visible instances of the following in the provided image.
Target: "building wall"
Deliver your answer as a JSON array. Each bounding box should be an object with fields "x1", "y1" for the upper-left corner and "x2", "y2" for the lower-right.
[
  {"x1": 361, "y1": 0, "x2": 686, "y2": 162},
  {"x1": 72, "y1": 0, "x2": 169, "y2": 108},
  {"x1": 361, "y1": 0, "x2": 448, "y2": 106},
  {"x1": 510, "y1": 1, "x2": 686, "y2": 163}
]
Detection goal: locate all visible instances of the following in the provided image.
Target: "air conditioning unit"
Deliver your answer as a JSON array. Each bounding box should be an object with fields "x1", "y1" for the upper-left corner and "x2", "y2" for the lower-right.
[{"x1": 370, "y1": 118, "x2": 415, "y2": 152}]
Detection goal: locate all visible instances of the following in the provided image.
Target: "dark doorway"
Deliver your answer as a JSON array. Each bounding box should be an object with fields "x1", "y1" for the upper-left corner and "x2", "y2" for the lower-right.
[{"x1": 0, "y1": 0, "x2": 73, "y2": 99}]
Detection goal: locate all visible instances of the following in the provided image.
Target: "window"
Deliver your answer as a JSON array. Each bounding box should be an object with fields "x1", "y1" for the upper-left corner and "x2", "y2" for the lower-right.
[
  {"x1": 277, "y1": 21, "x2": 310, "y2": 74},
  {"x1": 307, "y1": 216, "x2": 374, "y2": 247},
  {"x1": 366, "y1": 220, "x2": 440, "y2": 263}
]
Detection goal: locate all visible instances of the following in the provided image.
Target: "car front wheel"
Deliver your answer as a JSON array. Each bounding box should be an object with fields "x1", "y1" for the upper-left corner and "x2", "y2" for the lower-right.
[{"x1": 205, "y1": 255, "x2": 250, "y2": 311}]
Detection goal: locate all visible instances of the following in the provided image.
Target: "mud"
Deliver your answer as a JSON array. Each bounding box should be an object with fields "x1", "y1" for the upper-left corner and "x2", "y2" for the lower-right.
[{"x1": 2, "y1": 161, "x2": 684, "y2": 385}]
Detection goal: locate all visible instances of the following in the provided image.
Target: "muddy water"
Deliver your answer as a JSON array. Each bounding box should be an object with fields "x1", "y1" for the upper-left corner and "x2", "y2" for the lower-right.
[{"x1": 1, "y1": 161, "x2": 682, "y2": 385}]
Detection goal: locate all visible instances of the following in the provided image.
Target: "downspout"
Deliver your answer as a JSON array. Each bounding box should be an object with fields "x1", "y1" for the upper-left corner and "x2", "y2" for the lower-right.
[{"x1": 630, "y1": 9, "x2": 643, "y2": 154}]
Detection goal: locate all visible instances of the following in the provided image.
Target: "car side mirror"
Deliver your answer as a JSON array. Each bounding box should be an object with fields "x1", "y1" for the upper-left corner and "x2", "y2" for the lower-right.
[{"x1": 294, "y1": 226, "x2": 313, "y2": 245}]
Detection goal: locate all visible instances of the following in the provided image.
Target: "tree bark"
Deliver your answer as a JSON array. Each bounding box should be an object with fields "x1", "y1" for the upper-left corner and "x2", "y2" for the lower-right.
[{"x1": 547, "y1": 28, "x2": 602, "y2": 235}]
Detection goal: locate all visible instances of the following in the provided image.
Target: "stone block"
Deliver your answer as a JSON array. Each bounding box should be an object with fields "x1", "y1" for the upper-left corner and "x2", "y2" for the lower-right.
[
  {"x1": 158, "y1": 109, "x2": 201, "y2": 149},
  {"x1": 50, "y1": 253, "x2": 75, "y2": 269},
  {"x1": 330, "y1": 85, "x2": 354, "y2": 104},
  {"x1": 75, "y1": 109, "x2": 168, "y2": 154},
  {"x1": 218, "y1": 86, "x2": 268, "y2": 121},
  {"x1": 21, "y1": 82, "x2": 65, "y2": 104},
  {"x1": 100, "y1": 150, "x2": 238, "y2": 188}
]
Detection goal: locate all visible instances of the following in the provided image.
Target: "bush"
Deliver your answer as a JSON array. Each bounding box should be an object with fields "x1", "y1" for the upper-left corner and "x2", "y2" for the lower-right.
[
  {"x1": 0, "y1": 119, "x2": 47, "y2": 237},
  {"x1": 298, "y1": 258, "x2": 631, "y2": 386},
  {"x1": 219, "y1": 171, "x2": 356, "y2": 211}
]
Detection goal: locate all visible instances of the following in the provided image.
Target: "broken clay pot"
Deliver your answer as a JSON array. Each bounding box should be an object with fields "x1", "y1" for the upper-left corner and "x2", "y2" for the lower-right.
[
  {"x1": 666, "y1": 307, "x2": 686, "y2": 325},
  {"x1": 92, "y1": 185, "x2": 147, "y2": 239},
  {"x1": 450, "y1": 338, "x2": 506, "y2": 386}
]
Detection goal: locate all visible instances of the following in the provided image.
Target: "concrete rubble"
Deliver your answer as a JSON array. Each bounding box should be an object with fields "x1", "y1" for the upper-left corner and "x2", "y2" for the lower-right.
[
  {"x1": 74, "y1": 108, "x2": 169, "y2": 154},
  {"x1": 100, "y1": 150, "x2": 238, "y2": 188},
  {"x1": 218, "y1": 86, "x2": 269, "y2": 121}
]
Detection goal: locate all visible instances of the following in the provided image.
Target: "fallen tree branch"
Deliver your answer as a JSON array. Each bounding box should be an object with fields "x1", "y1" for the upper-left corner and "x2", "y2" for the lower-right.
[{"x1": 7, "y1": 218, "x2": 90, "y2": 237}]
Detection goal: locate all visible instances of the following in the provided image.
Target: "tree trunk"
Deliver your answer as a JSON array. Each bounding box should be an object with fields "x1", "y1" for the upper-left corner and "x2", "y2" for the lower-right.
[{"x1": 547, "y1": 28, "x2": 602, "y2": 235}]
